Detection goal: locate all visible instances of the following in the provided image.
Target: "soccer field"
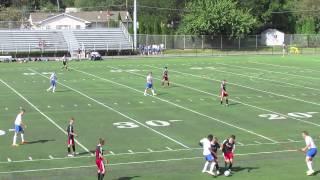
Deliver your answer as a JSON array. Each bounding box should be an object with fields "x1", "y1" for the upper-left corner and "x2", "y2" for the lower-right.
[{"x1": 0, "y1": 55, "x2": 320, "y2": 180}]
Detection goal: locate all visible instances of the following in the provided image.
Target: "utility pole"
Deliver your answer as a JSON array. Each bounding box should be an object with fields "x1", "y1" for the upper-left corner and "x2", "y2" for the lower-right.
[
  {"x1": 133, "y1": 0, "x2": 137, "y2": 49},
  {"x1": 56, "y1": 0, "x2": 60, "y2": 12}
]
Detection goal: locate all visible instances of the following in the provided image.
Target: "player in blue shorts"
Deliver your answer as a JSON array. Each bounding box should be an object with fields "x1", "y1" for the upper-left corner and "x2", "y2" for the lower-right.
[
  {"x1": 47, "y1": 72, "x2": 57, "y2": 93},
  {"x1": 12, "y1": 109, "x2": 26, "y2": 146},
  {"x1": 144, "y1": 72, "x2": 156, "y2": 96},
  {"x1": 199, "y1": 134, "x2": 216, "y2": 176},
  {"x1": 301, "y1": 131, "x2": 317, "y2": 176}
]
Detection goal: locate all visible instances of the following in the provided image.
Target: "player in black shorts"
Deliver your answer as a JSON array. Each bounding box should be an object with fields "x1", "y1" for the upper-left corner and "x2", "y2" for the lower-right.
[
  {"x1": 67, "y1": 117, "x2": 77, "y2": 157},
  {"x1": 211, "y1": 137, "x2": 221, "y2": 175},
  {"x1": 62, "y1": 55, "x2": 68, "y2": 70}
]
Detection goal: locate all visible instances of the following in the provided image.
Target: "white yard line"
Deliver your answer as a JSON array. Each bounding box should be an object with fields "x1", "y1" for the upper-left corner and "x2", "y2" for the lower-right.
[
  {"x1": 147, "y1": 65, "x2": 320, "y2": 107},
  {"x1": 249, "y1": 61, "x2": 320, "y2": 73},
  {"x1": 137, "y1": 66, "x2": 320, "y2": 128},
  {"x1": 216, "y1": 62, "x2": 320, "y2": 80},
  {"x1": 29, "y1": 69, "x2": 189, "y2": 149},
  {"x1": 0, "y1": 149, "x2": 297, "y2": 174},
  {"x1": 75, "y1": 67, "x2": 277, "y2": 143},
  {"x1": 0, "y1": 79, "x2": 91, "y2": 153},
  {"x1": 209, "y1": 66, "x2": 320, "y2": 92}
]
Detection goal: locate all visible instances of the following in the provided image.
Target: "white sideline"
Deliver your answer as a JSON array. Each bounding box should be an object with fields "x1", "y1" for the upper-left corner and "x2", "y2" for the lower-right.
[
  {"x1": 74, "y1": 67, "x2": 277, "y2": 143},
  {"x1": 0, "y1": 149, "x2": 297, "y2": 174},
  {"x1": 210, "y1": 65, "x2": 320, "y2": 92},
  {"x1": 146, "y1": 65, "x2": 320, "y2": 107},
  {"x1": 0, "y1": 79, "x2": 90, "y2": 153},
  {"x1": 146, "y1": 65, "x2": 320, "y2": 128},
  {"x1": 0, "y1": 139, "x2": 305, "y2": 164},
  {"x1": 28, "y1": 69, "x2": 190, "y2": 149}
]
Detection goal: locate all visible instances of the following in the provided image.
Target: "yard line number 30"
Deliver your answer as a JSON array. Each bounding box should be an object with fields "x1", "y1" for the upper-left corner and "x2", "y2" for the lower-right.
[{"x1": 259, "y1": 112, "x2": 318, "y2": 120}]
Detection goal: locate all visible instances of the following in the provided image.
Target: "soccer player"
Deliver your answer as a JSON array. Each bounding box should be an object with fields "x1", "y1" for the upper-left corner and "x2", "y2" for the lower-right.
[
  {"x1": 220, "y1": 80, "x2": 229, "y2": 106},
  {"x1": 144, "y1": 72, "x2": 156, "y2": 96},
  {"x1": 96, "y1": 138, "x2": 106, "y2": 180},
  {"x1": 301, "y1": 131, "x2": 317, "y2": 176},
  {"x1": 161, "y1": 67, "x2": 169, "y2": 87},
  {"x1": 67, "y1": 117, "x2": 77, "y2": 157},
  {"x1": 12, "y1": 109, "x2": 26, "y2": 146},
  {"x1": 222, "y1": 135, "x2": 236, "y2": 172},
  {"x1": 199, "y1": 134, "x2": 216, "y2": 176},
  {"x1": 47, "y1": 72, "x2": 57, "y2": 93},
  {"x1": 61, "y1": 55, "x2": 68, "y2": 70},
  {"x1": 211, "y1": 137, "x2": 221, "y2": 175}
]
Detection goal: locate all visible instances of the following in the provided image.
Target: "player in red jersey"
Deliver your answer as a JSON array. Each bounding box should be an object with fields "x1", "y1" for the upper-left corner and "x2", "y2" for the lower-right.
[
  {"x1": 161, "y1": 67, "x2": 170, "y2": 87},
  {"x1": 220, "y1": 80, "x2": 229, "y2": 106},
  {"x1": 222, "y1": 135, "x2": 236, "y2": 172},
  {"x1": 67, "y1": 117, "x2": 77, "y2": 157},
  {"x1": 96, "y1": 138, "x2": 106, "y2": 180}
]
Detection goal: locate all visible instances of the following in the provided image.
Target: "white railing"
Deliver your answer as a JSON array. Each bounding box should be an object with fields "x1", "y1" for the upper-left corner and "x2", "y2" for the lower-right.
[{"x1": 119, "y1": 21, "x2": 133, "y2": 43}]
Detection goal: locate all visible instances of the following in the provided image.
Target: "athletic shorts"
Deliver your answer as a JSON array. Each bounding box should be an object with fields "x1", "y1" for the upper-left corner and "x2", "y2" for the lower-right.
[
  {"x1": 224, "y1": 152, "x2": 234, "y2": 161},
  {"x1": 204, "y1": 154, "x2": 214, "y2": 161},
  {"x1": 67, "y1": 137, "x2": 75, "y2": 145},
  {"x1": 51, "y1": 80, "x2": 56, "y2": 87},
  {"x1": 221, "y1": 91, "x2": 228, "y2": 97},
  {"x1": 146, "y1": 83, "x2": 153, "y2": 89},
  {"x1": 307, "y1": 148, "x2": 317, "y2": 158},
  {"x1": 14, "y1": 125, "x2": 23, "y2": 133},
  {"x1": 96, "y1": 160, "x2": 105, "y2": 173}
]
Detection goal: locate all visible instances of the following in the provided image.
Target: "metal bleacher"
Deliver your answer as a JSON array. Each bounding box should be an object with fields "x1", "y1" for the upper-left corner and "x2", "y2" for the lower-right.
[{"x1": 0, "y1": 27, "x2": 133, "y2": 56}]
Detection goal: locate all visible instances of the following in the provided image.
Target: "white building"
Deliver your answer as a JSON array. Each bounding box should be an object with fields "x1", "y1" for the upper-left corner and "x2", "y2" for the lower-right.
[
  {"x1": 28, "y1": 10, "x2": 132, "y2": 30},
  {"x1": 261, "y1": 29, "x2": 285, "y2": 46}
]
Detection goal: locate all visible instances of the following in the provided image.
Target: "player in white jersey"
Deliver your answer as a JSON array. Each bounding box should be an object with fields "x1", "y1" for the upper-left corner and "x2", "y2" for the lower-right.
[
  {"x1": 47, "y1": 72, "x2": 57, "y2": 93},
  {"x1": 301, "y1": 131, "x2": 317, "y2": 176},
  {"x1": 144, "y1": 72, "x2": 156, "y2": 96},
  {"x1": 12, "y1": 109, "x2": 26, "y2": 146},
  {"x1": 199, "y1": 134, "x2": 216, "y2": 176}
]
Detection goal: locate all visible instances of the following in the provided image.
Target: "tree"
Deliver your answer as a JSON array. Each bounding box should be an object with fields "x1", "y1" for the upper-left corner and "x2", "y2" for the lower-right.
[{"x1": 179, "y1": 0, "x2": 257, "y2": 37}]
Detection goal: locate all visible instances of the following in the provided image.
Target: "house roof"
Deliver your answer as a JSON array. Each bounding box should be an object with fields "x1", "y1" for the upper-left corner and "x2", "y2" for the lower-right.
[{"x1": 29, "y1": 11, "x2": 132, "y2": 24}]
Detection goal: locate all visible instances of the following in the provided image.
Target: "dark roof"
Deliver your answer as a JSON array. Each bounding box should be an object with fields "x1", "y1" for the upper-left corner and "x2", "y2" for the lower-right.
[{"x1": 30, "y1": 11, "x2": 132, "y2": 24}]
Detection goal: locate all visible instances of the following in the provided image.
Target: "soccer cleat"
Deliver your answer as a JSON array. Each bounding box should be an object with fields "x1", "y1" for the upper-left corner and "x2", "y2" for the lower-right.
[
  {"x1": 153, "y1": 94, "x2": 157, "y2": 96},
  {"x1": 21, "y1": 141, "x2": 27, "y2": 144},
  {"x1": 12, "y1": 144, "x2": 19, "y2": 147},
  {"x1": 144, "y1": 93, "x2": 147, "y2": 96},
  {"x1": 67, "y1": 154, "x2": 74, "y2": 157},
  {"x1": 202, "y1": 170, "x2": 206, "y2": 173},
  {"x1": 206, "y1": 171, "x2": 216, "y2": 176},
  {"x1": 307, "y1": 170, "x2": 315, "y2": 176},
  {"x1": 216, "y1": 170, "x2": 220, "y2": 175}
]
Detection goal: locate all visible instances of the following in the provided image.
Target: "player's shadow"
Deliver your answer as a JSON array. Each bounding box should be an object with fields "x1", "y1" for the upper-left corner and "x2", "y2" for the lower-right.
[
  {"x1": 313, "y1": 170, "x2": 320, "y2": 175},
  {"x1": 227, "y1": 102, "x2": 241, "y2": 106},
  {"x1": 54, "y1": 89, "x2": 72, "y2": 93},
  {"x1": 230, "y1": 166, "x2": 259, "y2": 173},
  {"x1": 27, "y1": 139, "x2": 55, "y2": 144},
  {"x1": 116, "y1": 176, "x2": 140, "y2": 180}
]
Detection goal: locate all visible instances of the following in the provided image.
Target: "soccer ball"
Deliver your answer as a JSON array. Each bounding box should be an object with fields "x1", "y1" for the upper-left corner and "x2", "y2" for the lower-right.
[{"x1": 224, "y1": 170, "x2": 231, "y2": 176}]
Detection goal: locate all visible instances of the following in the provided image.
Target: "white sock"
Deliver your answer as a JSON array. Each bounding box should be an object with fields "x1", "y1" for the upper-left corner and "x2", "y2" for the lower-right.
[
  {"x1": 209, "y1": 162, "x2": 216, "y2": 173},
  {"x1": 52, "y1": 86, "x2": 56, "y2": 92},
  {"x1": 202, "y1": 161, "x2": 209, "y2": 172},
  {"x1": 151, "y1": 89, "x2": 155, "y2": 95},
  {"x1": 144, "y1": 89, "x2": 147, "y2": 95},
  {"x1": 307, "y1": 161, "x2": 313, "y2": 171},
  {"x1": 21, "y1": 133, "x2": 24, "y2": 142},
  {"x1": 47, "y1": 86, "x2": 52, "y2": 91},
  {"x1": 13, "y1": 134, "x2": 17, "y2": 144}
]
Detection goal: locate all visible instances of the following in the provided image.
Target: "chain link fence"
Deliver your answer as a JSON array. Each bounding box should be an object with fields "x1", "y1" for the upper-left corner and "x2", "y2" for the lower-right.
[{"x1": 137, "y1": 34, "x2": 320, "y2": 56}]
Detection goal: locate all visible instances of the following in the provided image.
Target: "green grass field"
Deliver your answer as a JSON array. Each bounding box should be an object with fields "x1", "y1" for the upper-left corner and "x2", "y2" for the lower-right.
[{"x1": 0, "y1": 55, "x2": 320, "y2": 180}]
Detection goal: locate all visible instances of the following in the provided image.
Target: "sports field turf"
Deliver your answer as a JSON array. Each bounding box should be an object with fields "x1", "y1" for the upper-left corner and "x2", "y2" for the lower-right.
[{"x1": 0, "y1": 55, "x2": 319, "y2": 180}]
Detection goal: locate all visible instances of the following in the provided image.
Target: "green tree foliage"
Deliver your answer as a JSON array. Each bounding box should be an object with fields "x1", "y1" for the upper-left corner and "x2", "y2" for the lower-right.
[{"x1": 179, "y1": 0, "x2": 257, "y2": 37}]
